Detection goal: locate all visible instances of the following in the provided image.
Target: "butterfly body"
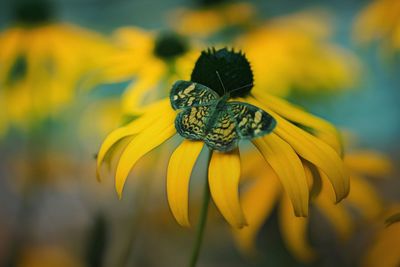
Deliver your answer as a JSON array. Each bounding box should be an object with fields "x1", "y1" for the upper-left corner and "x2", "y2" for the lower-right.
[
  {"x1": 204, "y1": 94, "x2": 229, "y2": 133},
  {"x1": 170, "y1": 80, "x2": 276, "y2": 152}
]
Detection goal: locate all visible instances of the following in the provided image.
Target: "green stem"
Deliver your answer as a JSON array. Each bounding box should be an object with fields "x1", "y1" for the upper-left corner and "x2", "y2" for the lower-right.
[{"x1": 189, "y1": 150, "x2": 212, "y2": 267}]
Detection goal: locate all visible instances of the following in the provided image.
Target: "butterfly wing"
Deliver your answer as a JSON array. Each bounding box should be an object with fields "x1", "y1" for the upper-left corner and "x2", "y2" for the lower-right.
[
  {"x1": 175, "y1": 104, "x2": 239, "y2": 152},
  {"x1": 204, "y1": 108, "x2": 239, "y2": 152},
  {"x1": 170, "y1": 80, "x2": 219, "y2": 110},
  {"x1": 228, "y1": 101, "x2": 276, "y2": 139},
  {"x1": 175, "y1": 105, "x2": 212, "y2": 140}
]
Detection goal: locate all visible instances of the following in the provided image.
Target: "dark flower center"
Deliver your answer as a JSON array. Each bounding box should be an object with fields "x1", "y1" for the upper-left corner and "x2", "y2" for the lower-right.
[
  {"x1": 13, "y1": 0, "x2": 54, "y2": 25},
  {"x1": 153, "y1": 32, "x2": 189, "y2": 61},
  {"x1": 191, "y1": 47, "x2": 254, "y2": 98}
]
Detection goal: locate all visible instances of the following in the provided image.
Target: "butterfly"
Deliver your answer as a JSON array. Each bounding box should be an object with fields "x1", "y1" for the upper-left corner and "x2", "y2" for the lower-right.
[{"x1": 170, "y1": 77, "x2": 276, "y2": 152}]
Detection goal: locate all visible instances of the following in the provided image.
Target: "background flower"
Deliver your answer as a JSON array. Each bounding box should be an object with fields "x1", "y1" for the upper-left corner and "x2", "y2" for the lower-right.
[
  {"x1": 354, "y1": 0, "x2": 400, "y2": 52},
  {"x1": 0, "y1": 18, "x2": 112, "y2": 134},
  {"x1": 233, "y1": 144, "x2": 392, "y2": 263},
  {"x1": 84, "y1": 27, "x2": 201, "y2": 115},
  {"x1": 235, "y1": 10, "x2": 360, "y2": 97}
]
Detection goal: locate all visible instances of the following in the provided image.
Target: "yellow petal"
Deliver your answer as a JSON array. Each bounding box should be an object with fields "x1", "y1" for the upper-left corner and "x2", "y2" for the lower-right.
[
  {"x1": 279, "y1": 194, "x2": 316, "y2": 263},
  {"x1": 345, "y1": 150, "x2": 393, "y2": 177},
  {"x1": 167, "y1": 140, "x2": 204, "y2": 227},
  {"x1": 277, "y1": 122, "x2": 349, "y2": 202},
  {"x1": 121, "y1": 61, "x2": 166, "y2": 114},
  {"x1": 115, "y1": 108, "x2": 176, "y2": 197},
  {"x1": 208, "y1": 149, "x2": 247, "y2": 228},
  {"x1": 270, "y1": 110, "x2": 348, "y2": 203},
  {"x1": 253, "y1": 133, "x2": 309, "y2": 217},
  {"x1": 96, "y1": 99, "x2": 170, "y2": 180},
  {"x1": 251, "y1": 93, "x2": 342, "y2": 154},
  {"x1": 233, "y1": 169, "x2": 281, "y2": 255},
  {"x1": 247, "y1": 97, "x2": 349, "y2": 202},
  {"x1": 346, "y1": 174, "x2": 383, "y2": 220},
  {"x1": 304, "y1": 160, "x2": 323, "y2": 199}
]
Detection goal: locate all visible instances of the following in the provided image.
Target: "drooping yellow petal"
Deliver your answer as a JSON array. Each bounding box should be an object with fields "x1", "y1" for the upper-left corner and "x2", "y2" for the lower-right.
[
  {"x1": 303, "y1": 160, "x2": 323, "y2": 199},
  {"x1": 277, "y1": 122, "x2": 349, "y2": 202},
  {"x1": 250, "y1": 93, "x2": 342, "y2": 154},
  {"x1": 315, "y1": 193, "x2": 353, "y2": 240},
  {"x1": 208, "y1": 149, "x2": 247, "y2": 228},
  {"x1": 167, "y1": 140, "x2": 204, "y2": 227},
  {"x1": 253, "y1": 134, "x2": 309, "y2": 217},
  {"x1": 115, "y1": 108, "x2": 176, "y2": 198},
  {"x1": 233, "y1": 169, "x2": 281, "y2": 255},
  {"x1": 247, "y1": 97, "x2": 348, "y2": 202},
  {"x1": 345, "y1": 150, "x2": 393, "y2": 177},
  {"x1": 279, "y1": 193, "x2": 316, "y2": 263},
  {"x1": 346, "y1": 174, "x2": 383, "y2": 220},
  {"x1": 96, "y1": 99, "x2": 170, "y2": 180},
  {"x1": 250, "y1": 97, "x2": 349, "y2": 203}
]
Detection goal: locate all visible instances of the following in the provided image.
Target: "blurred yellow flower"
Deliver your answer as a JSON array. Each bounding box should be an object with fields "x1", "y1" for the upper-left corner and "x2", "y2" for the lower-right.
[
  {"x1": 233, "y1": 147, "x2": 392, "y2": 262},
  {"x1": 354, "y1": 0, "x2": 400, "y2": 52},
  {"x1": 85, "y1": 27, "x2": 201, "y2": 115},
  {"x1": 363, "y1": 205, "x2": 400, "y2": 267},
  {"x1": 96, "y1": 48, "x2": 349, "y2": 229},
  {"x1": 0, "y1": 23, "x2": 112, "y2": 135},
  {"x1": 236, "y1": 10, "x2": 360, "y2": 97},
  {"x1": 169, "y1": 2, "x2": 255, "y2": 37}
]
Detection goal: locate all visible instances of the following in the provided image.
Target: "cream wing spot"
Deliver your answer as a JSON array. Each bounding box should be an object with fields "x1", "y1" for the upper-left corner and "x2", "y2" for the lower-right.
[{"x1": 254, "y1": 110, "x2": 262, "y2": 124}]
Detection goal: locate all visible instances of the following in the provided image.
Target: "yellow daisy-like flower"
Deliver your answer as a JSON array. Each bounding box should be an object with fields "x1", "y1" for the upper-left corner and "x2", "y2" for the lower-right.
[
  {"x1": 233, "y1": 146, "x2": 392, "y2": 262},
  {"x1": 235, "y1": 10, "x2": 360, "y2": 97},
  {"x1": 354, "y1": 0, "x2": 400, "y2": 52},
  {"x1": 85, "y1": 27, "x2": 200, "y2": 115},
  {"x1": 97, "y1": 48, "x2": 349, "y2": 229},
  {"x1": 0, "y1": 1, "x2": 112, "y2": 135},
  {"x1": 169, "y1": 1, "x2": 255, "y2": 38}
]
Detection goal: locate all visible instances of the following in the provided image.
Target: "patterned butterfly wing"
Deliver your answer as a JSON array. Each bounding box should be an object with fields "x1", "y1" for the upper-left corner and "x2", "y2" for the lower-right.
[
  {"x1": 170, "y1": 80, "x2": 219, "y2": 110},
  {"x1": 228, "y1": 101, "x2": 276, "y2": 139},
  {"x1": 175, "y1": 105, "x2": 212, "y2": 141},
  {"x1": 204, "y1": 108, "x2": 239, "y2": 152}
]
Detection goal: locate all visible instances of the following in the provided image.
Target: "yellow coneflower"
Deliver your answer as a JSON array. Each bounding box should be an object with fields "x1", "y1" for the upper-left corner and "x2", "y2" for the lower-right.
[
  {"x1": 0, "y1": 0, "x2": 112, "y2": 135},
  {"x1": 235, "y1": 10, "x2": 360, "y2": 97},
  {"x1": 169, "y1": 1, "x2": 255, "y2": 38},
  {"x1": 354, "y1": 0, "x2": 400, "y2": 52},
  {"x1": 97, "y1": 48, "x2": 349, "y2": 231},
  {"x1": 85, "y1": 27, "x2": 201, "y2": 115},
  {"x1": 233, "y1": 145, "x2": 392, "y2": 262}
]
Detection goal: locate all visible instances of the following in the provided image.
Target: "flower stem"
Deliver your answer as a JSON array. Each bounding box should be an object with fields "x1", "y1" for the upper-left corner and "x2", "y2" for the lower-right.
[{"x1": 189, "y1": 150, "x2": 212, "y2": 267}]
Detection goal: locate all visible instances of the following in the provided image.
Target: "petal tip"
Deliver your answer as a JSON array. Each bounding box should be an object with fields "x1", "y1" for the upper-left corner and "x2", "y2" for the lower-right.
[
  {"x1": 178, "y1": 220, "x2": 191, "y2": 228},
  {"x1": 96, "y1": 170, "x2": 102, "y2": 182}
]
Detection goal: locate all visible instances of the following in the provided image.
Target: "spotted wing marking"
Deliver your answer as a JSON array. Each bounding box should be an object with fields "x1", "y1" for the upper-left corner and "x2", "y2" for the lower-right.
[
  {"x1": 170, "y1": 80, "x2": 219, "y2": 110},
  {"x1": 175, "y1": 106, "x2": 211, "y2": 140},
  {"x1": 228, "y1": 102, "x2": 276, "y2": 139},
  {"x1": 205, "y1": 109, "x2": 238, "y2": 152}
]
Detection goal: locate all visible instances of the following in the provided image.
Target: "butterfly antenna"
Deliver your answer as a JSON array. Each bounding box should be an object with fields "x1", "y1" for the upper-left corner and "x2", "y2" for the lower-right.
[
  {"x1": 229, "y1": 83, "x2": 254, "y2": 94},
  {"x1": 216, "y1": 71, "x2": 227, "y2": 95}
]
